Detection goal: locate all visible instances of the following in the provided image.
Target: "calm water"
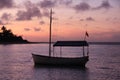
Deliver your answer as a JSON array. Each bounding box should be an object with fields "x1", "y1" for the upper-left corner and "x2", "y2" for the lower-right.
[{"x1": 0, "y1": 44, "x2": 120, "y2": 80}]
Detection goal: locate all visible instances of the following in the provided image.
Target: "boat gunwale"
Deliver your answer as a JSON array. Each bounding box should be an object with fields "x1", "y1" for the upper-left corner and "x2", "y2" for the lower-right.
[{"x1": 32, "y1": 53, "x2": 89, "y2": 59}]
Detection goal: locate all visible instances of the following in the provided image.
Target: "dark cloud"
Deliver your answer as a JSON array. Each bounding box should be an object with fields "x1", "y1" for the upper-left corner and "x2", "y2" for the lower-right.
[
  {"x1": 79, "y1": 17, "x2": 95, "y2": 22},
  {"x1": 16, "y1": 11, "x2": 30, "y2": 20},
  {"x1": 24, "y1": 27, "x2": 41, "y2": 32},
  {"x1": 38, "y1": 0, "x2": 73, "y2": 8},
  {"x1": 34, "y1": 27, "x2": 41, "y2": 31},
  {"x1": 39, "y1": 0, "x2": 56, "y2": 8},
  {"x1": 16, "y1": 1, "x2": 42, "y2": 21},
  {"x1": 1, "y1": 13, "x2": 12, "y2": 21},
  {"x1": 40, "y1": 21, "x2": 45, "y2": 25},
  {"x1": 93, "y1": 0, "x2": 112, "y2": 10},
  {"x1": 73, "y1": 2, "x2": 91, "y2": 11},
  {"x1": 64, "y1": 0, "x2": 72, "y2": 5},
  {"x1": 0, "y1": 13, "x2": 12, "y2": 25},
  {"x1": 86, "y1": 17, "x2": 95, "y2": 21},
  {"x1": 58, "y1": 0, "x2": 72, "y2": 5},
  {"x1": 16, "y1": 1, "x2": 56, "y2": 21},
  {"x1": 73, "y1": 0, "x2": 112, "y2": 12},
  {"x1": 16, "y1": 9, "x2": 41, "y2": 20},
  {"x1": 0, "y1": 0, "x2": 14, "y2": 9}
]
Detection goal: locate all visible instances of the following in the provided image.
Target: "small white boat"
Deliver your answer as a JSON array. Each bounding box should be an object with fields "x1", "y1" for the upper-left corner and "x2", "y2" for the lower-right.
[
  {"x1": 32, "y1": 54, "x2": 89, "y2": 67},
  {"x1": 32, "y1": 9, "x2": 89, "y2": 67},
  {"x1": 32, "y1": 41, "x2": 89, "y2": 67}
]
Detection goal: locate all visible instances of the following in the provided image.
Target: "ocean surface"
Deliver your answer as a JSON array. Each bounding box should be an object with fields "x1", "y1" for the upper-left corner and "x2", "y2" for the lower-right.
[{"x1": 0, "y1": 43, "x2": 120, "y2": 80}]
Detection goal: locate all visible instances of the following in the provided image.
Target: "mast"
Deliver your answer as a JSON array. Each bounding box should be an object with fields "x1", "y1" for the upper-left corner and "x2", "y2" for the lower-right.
[{"x1": 49, "y1": 9, "x2": 52, "y2": 57}]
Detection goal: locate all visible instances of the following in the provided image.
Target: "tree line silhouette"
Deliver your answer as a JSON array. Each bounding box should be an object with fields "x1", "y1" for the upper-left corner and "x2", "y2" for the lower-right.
[{"x1": 0, "y1": 26, "x2": 28, "y2": 43}]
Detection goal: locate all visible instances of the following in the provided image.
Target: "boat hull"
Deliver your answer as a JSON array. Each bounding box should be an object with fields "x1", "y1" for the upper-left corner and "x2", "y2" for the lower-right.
[{"x1": 32, "y1": 54, "x2": 89, "y2": 67}]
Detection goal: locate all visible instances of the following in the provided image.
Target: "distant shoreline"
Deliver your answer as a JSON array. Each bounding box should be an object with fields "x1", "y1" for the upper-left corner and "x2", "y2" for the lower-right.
[
  {"x1": 89, "y1": 42, "x2": 120, "y2": 45},
  {"x1": 31, "y1": 42, "x2": 120, "y2": 45},
  {"x1": 0, "y1": 42, "x2": 120, "y2": 45}
]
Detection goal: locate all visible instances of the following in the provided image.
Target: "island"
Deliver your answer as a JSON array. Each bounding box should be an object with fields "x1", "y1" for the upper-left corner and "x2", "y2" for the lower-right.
[{"x1": 0, "y1": 26, "x2": 29, "y2": 44}]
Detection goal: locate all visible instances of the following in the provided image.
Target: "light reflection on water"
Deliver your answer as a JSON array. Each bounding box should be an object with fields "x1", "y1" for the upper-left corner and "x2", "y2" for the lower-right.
[{"x1": 0, "y1": 44, "x2": 120, "y2": 80}]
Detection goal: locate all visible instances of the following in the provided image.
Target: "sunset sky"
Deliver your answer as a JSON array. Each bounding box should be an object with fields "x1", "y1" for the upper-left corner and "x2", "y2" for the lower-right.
[{"x1": 0, "y1": 0, "x2": 120, "y2": 42}]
